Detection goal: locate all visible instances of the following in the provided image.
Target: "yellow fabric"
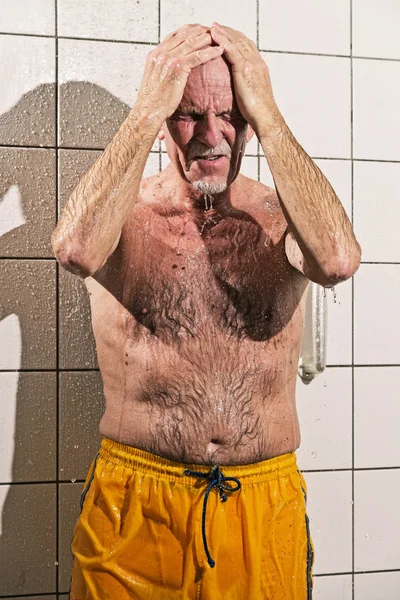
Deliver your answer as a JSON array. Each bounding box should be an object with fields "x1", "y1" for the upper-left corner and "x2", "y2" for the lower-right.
[{"x1": 70, "y1": 437, "x2": 314, "y2": 599}]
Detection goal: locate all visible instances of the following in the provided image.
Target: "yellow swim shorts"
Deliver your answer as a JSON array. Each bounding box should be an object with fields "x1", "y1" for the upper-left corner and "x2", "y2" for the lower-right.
[{"x1": 70, "y1": 437, "x2": 314, "y2": 599}]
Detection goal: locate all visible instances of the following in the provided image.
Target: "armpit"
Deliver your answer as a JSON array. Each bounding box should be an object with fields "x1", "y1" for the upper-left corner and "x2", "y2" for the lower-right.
[{"x1": 284, "y1": 227, "x2": 309, "y2": 277}]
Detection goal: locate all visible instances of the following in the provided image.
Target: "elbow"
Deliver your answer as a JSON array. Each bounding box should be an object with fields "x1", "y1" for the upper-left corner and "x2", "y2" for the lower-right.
[
  {"x1": 51, "y1": 234, "x2": 94, "y2": 278},
  {"x1": 323, "y1": 244, "x2": 362, "y2": 288}
]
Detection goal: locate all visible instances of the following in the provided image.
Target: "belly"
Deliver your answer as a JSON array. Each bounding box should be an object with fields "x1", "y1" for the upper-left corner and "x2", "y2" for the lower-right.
[
  {"x1": 100, "y1": 391, "x2": 300, "y2": 465},
  {"x1": 98, "y1": 326, "x2": 301, "y2": 465}
]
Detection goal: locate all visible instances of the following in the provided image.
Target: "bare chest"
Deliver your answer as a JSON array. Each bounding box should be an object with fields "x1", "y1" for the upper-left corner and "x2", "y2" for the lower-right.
[{"x1": 118, "y1": 210, "x2": 304, "y2": 344}]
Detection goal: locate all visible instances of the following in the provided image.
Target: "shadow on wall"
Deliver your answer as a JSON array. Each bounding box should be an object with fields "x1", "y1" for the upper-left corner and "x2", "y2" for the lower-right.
[{"x1": 0, "y1": 80, "x2": 128, "y2": 595}]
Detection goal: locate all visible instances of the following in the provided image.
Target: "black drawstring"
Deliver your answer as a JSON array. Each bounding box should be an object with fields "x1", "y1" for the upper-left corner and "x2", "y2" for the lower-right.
[{"x1": 183, "y1": 465, "x2": 241, "y2": 568}]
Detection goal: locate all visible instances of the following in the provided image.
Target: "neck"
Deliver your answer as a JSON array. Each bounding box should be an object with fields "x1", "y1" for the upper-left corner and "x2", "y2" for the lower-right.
[{"x1": 166, "y1": 163, "x2": 241, "y2": 217}]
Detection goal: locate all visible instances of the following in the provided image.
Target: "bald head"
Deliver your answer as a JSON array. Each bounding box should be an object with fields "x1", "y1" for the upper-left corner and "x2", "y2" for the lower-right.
[
  {"x1": 180, "y1": 55, "x2": 236, "y2": 113},
  {"x1": 186, "y1": 54, "x2": 232, "y2": 88}
]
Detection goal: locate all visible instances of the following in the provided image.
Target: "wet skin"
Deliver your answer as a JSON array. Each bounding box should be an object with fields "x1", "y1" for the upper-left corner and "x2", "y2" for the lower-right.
[{"x1": 84, "y1": 57, "x2": 311, "y2": 465}]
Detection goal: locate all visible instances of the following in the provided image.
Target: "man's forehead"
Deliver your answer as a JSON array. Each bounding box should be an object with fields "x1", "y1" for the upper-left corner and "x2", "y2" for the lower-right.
[{"x1": 180, "y1": 56, "x2": 235, "y2": 110}]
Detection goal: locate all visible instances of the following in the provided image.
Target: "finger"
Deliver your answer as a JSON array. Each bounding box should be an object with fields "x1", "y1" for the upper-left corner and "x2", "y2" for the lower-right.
[
  {"x1": 186, "y1": 44, "x2": 224, "y2": 68},
  {"x1": 164, "y1": 23, "x2": 206, "y2": 40},
  {"x1": 162, "y1": 24, "x2": 209, "y2": 51},
  {"x1": 213, "y1": 26, "x2": 257, "y2": 65},
  {"x1": 212, "y1": 22, "x2": 256, "y2": 52},
  {"x1": 170, "y1": 32, "x2": 213, "y2": 56},
  {"x1": 212, "y1": 22, "x2": 238, "y2": 41},
  {"x1": 210, "y1": 27, "x2": 243, "y2": 63}
]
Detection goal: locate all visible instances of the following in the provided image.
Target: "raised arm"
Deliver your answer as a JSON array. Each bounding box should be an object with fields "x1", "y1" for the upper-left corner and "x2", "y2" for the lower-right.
[
  {"x1": 51, "y1": 110, "x2": 159, "y2": 278},
  {"x1": 51, "y1": 23, "x2": 224, "y2": 278}
]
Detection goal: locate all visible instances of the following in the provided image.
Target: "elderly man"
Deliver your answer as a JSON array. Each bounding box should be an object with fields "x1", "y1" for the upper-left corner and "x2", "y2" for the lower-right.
[{"x1": 52, "y1": 22, "x2": 361, "y2": 600}]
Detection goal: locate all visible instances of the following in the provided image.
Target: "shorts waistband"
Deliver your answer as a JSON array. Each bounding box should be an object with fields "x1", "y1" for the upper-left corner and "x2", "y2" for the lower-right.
[{"x1": 99, "y1": 437, "x2": 299, "y2": 485}]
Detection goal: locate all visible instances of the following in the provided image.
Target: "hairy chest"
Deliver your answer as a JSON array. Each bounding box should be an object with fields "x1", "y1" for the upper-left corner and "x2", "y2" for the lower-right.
[{"x1": 120, "y1": 210, "x2": 299, "y2": 343}]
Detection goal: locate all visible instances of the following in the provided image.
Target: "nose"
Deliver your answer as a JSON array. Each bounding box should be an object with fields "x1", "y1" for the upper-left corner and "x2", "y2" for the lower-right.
[{"x1": 194, "y1": 113, "x2": 225, "y2": 149}]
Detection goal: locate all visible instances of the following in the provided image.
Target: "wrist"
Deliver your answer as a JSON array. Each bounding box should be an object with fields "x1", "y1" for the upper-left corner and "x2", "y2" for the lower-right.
[
  {"x1": 256, "y1": 114, "x2": 287, "y2": 151},
  {"x1": 252, "y1": 99, "x2": 284, "y2": 137},
  {"x1": 129, "y1": 104, "x2": 166, "y2": 137}
]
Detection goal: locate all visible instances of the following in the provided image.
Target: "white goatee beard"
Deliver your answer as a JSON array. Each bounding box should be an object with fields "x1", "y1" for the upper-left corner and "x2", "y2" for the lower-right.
[{"x1": 192, "y1": 181, "x2": 227, "y2": 194}]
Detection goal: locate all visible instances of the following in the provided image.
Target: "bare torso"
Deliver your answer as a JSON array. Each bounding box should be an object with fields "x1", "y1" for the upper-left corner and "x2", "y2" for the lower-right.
[{"x1": 85, "y1": 169, "x2": 311, "y2": 465}]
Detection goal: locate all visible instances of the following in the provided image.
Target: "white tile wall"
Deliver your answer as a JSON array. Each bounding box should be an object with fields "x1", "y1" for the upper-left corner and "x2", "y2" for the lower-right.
[
  {"x1": 354, "y1": 571, "x2": 400, "y2": 600},
  {"x1": 305, "y1": 471, "x2": 353, "y2": 574},
  {"x1": 296, "y1": 367, "x2": 352, "y2": 471},
  {"x1": 355, "y1": 470, "x2": 400, "y2": 572},
  {"x1": 58, "y1": 38, "x2": 159, "y2": 152},
  {"x1": 313, "y1": 574, "x2": 353, "y2": 599},
  {"x1": 354, "y1": 265, "x2": 400, "y2": 365},
  {"x1": 0, "y1": 0, "x2": 55, "y2": 36},
  {"x1": 259, "y1": 0, "x2": 351, "y2": 56},
  {"x1": 353, "y1": 58, "x2": 400, "y2": 161},
  {"x1": 143, "y1": 152, "x2": 160, "y2": 179},
  {"x1": 0, "y1": 314, "x2": 22, "y2": 370},
  {"x1": 0, "y1": 35, "x2": 55, "y2": 116},
  {"x1": 58, "y1": 0, "x2": 159, "y2": 44},
  {"x1": 160, "y1": 0, "x2": 257, "y2": 42},
  {"x1": 239, "y1": 156, "x2": 258, "y2": 180},
  {"x1": 0, "y1": 485, "x2": 10, "y2": 537},
  {"x1": 354, "y1": 161, "x2": 400, "y2": 262},
  {"x1": 353, "y1": 0, "x2": 400, "y2": 60},
  {"x1": 355, "y1": 367, "x2": 400, "y2": 468},
  {"x1": 245, "y1": 129, "x2": 259, "y2": 156},
  {"x1": 0, "y1": 373, "x2": 19, "y2": 484},
  {"x1": 58, "y1": 39, "x2": 152, "y2": 111},
  {"x1": 262, "y1": 52, "x2": 351, "y2": 159}
]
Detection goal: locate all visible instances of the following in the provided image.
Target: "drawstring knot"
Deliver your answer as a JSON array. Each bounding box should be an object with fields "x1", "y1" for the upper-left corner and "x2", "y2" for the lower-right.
[{"x1": 183, "y1": 465, "x2": 241, "y2": 568}]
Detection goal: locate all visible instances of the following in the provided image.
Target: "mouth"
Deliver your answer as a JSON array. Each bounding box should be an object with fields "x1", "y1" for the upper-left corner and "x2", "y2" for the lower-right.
[{"x1": 192, "y1": 155, "x2": 226, "y2": 166}]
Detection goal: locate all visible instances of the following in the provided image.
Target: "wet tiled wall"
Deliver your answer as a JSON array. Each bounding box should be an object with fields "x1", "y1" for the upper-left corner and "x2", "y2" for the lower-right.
[{"x1": 0, "y1": 1, "x2": 399, "y2": 598}]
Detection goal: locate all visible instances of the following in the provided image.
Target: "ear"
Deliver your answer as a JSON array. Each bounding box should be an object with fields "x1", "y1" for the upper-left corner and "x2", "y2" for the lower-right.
[
  {"x1": 246, "y1": 124, "x2": 255, "y2": 144},
  {"x1": 157, "y1": 123, "x2": 166, "y2": 141}
]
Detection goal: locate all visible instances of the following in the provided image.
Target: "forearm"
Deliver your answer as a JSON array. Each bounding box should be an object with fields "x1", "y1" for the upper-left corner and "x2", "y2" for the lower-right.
[
  {"x1": 259, "y1": 118, "x2": 361, "y2": 279},
  {"x1": 51, "y1": 107, "x2": 161, "y2": 275}
]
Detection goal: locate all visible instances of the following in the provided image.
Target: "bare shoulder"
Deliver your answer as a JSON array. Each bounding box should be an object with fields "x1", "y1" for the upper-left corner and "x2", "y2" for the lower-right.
[
  {"x1": 236, "y1": 175, "x2": 287, "y2": 239},
  {"x1": 83, "y1": 174, "x2": 163, "y2": 298}
]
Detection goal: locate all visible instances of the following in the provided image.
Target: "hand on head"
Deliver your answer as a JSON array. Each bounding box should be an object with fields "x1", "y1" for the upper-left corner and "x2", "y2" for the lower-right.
[{"x1": 135, "y1": 24, "x2": 224, "y2": 127}]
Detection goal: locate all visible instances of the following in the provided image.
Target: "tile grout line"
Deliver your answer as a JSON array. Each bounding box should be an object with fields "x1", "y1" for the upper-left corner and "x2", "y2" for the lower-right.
[
  {"x1": 2, "y1": 29, "x2": 400, "y2": 62},
  {"x1": 55, "y1": 0, "x2": 60, "y2": 595},
  {"x1": 350, "y1": 0, "x2": 355, "y2": 596}
]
